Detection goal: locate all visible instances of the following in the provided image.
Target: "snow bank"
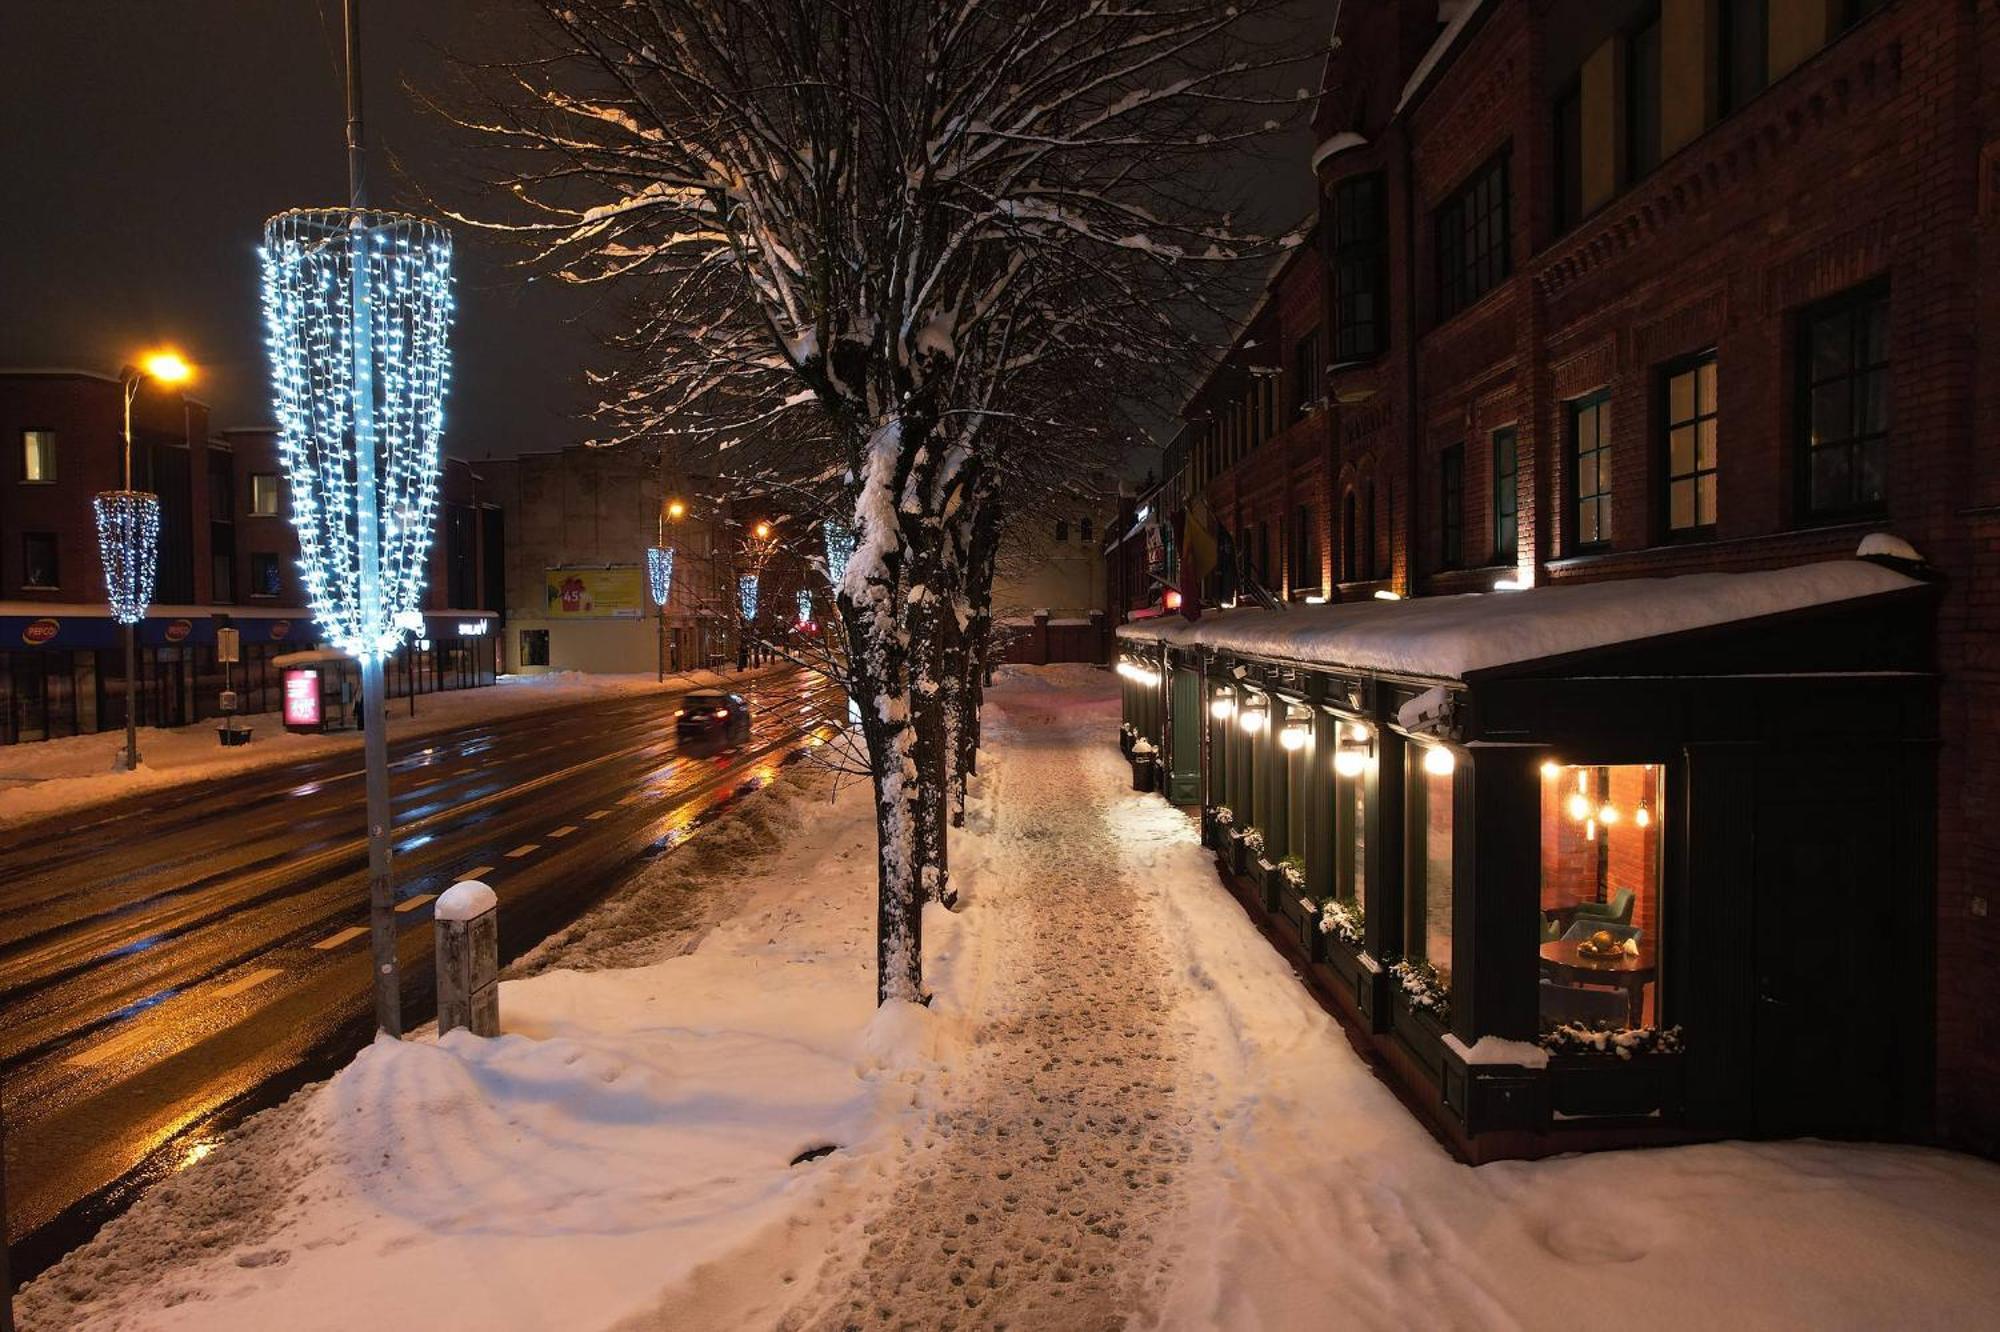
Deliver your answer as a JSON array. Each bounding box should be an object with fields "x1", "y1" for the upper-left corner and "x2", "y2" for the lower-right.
[
  {"x1": 433, "y1": 879, "x2": 496, "y2": 922},
  {"x1": 1117, "y1": 559, "x2": 1917, "y2": 680}
]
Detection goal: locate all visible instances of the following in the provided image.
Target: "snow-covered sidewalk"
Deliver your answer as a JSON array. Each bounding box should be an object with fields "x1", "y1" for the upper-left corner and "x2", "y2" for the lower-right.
[
  {"x1": 0, "y1": 662, "x2": 787, "y2": 831},
  {"x1": 21, "y1": 666, "x2": 2000, "y2": 1331}
]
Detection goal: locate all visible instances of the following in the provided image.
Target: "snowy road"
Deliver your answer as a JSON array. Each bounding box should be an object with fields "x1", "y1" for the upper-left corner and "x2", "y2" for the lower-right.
[{"x1": 0, "y1": 666, "x2": 844, "y2": 1278}]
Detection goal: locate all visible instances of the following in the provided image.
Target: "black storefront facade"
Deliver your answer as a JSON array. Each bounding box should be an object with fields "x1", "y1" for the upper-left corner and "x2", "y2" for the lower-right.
[{"x1": 1116, "y1": 558, "x2": 1938, "y2": 1161}]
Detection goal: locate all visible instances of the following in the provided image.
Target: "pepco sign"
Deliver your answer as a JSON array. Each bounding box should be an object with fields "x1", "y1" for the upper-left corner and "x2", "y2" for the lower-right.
[{"x1": 22, "y1": 618, "x2": 59, "y2": 646}]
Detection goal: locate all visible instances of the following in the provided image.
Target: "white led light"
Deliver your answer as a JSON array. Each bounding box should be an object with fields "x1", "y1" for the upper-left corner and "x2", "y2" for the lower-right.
[
  {"x1": 93, "y1": 490, "x2": 161, "y2": 625},
  {"x1": 1334, "y1": 749, "x2": 1367, "y2": 778},
  {"x1": 823, "y1": 521, "x2": 856, "y2": 587},
  {"x1": 796, "y1": 589, "x2": 813, "y2": 623},
  {"x1": 738, "y1": 573, "x2": 760, "y2": 621},
  {"x1": 647, "y1": 546, "x2": 675, "y2": 607},
  {"x1": 1210, "y1": 697, "x2": 1236, "y2": 720},
  {"x1": 1279, "y1": 724, "x2": 1309, "y2": 752},
  {"x1": 260, "y1": 209, "x2": 455, "y2": 660},
  {"x1": 1422, "y1": 746, "x2": 1456, "y2": 776},
  {"x1": 1239, "y1": 707, "x2": 1268, "y2": 734}
]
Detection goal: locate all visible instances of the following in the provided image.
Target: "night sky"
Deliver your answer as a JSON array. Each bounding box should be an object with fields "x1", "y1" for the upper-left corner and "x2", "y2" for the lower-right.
[
  {"x1": 1, "y1": 3, "x2": 1315, "y2": 464},
  {"x1": 0, "y1": 2, "x2": 602, "y2": 458}
]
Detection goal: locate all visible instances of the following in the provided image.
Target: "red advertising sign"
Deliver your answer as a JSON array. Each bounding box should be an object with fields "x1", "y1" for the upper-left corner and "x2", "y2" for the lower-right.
[
  {"x1": 22, "y1": 618, "x2": 59, "y2": 645},
  {"x1": 283, "y1": 668, "x2": 323, "y2": 729},
  {"x1": 165, "y1": 619, "x2": 193, "y2": 643}
]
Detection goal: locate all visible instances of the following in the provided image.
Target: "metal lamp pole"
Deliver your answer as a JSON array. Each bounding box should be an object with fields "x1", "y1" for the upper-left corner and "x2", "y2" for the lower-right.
[{"x1": 118, "y1": 371, "x2": 145, "y2": 771}]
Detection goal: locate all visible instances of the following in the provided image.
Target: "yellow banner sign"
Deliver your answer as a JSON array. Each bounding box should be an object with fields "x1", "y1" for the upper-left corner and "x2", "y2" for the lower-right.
[{"x1": 544, "y1": 566, "x2": 645, "y2": 618}]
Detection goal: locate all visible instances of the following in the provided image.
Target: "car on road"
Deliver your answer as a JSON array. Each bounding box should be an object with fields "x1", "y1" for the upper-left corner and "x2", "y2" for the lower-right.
[{"x1": 676, "y1": 691, "x2": 751, "y2": 748}]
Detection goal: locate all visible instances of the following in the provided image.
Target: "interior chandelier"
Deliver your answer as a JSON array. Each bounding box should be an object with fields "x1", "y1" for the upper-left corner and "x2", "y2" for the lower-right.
[
  {"x1": 92, "y1": 490, "x2": 161, "y2": 625},
  {"x1": 647, "y1": 546, "x2": 675, "y2": 608},
  {"x1": 260, "y1": 208, "x2": 454, "y2": 659}
]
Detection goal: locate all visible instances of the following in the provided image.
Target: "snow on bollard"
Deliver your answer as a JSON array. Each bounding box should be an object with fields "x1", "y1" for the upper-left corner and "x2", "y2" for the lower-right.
[{"x1": 434, "y1": 880, "x2": 499, "y2": 1038}]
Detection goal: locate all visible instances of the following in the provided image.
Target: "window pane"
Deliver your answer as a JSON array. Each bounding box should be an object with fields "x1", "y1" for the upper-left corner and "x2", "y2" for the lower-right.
[
  {"x1": 1669, "y1": 425, "x2": 1695, "y2": 478},
  {"x1": 1810, "y1": 312, "x2": 1852, "y2": 381},
  {"x1": 1696, "y1": 417, "x2": 1717, "y2": 470},
  {"x1": 1859, "y1": 370, "x2": 1889, "y2": 434},
  {"x1": 1539, "y1": 762, "x2": 1665, "y2": 1032},
  {"x1": 1579, "y1": 501, "x2": 1599, "y2": 546},
  {"x1": 1697, "y1": 475, "x2": 1718, "y2": 526},
  {"x1": 1697, "y1": 359, "x2": 1717, "y2": 411},
  {"x1": 1859, "y1": 300, "x2": 1888, "y2": 365},
  {"x1": 1670, "y1": 478, "x2": 1695, "y2": 530},
  {"x1": 1858, "y1": 439, "x2": 1887, "y2": 504},
  {"x1": 1810, "y1": 446, "x2": 1853, "y2": 510},
  {"x1": 1415, "y1": 747, "x2": 1454, "y2": 988},
  {"x1": 1668, "y1": 370, "x2": 1694, "y2": 423},
  {"x1": 1811, "y1": 382, "x2": 1851, "y2": 444},
  {"x1": 23, "y1": 431, "x2": 55, "y2": 482}
]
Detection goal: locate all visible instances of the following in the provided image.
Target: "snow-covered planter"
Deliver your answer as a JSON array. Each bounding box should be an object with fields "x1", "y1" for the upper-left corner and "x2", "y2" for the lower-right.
[
  {"x1": 1129, "y1": 736, "x2": 1156, "y2": 757},
  {"x1": 1279, "y1": 855, "x2": 1307, "y2": 892},
  {"x1": 1129, "y1": 749, "x2": 1157, "y2": 793},
  {"x1": 1389, "y1": 958, "x2": 1451, "y2": 1024},
  {"x1": 1540, "y1": 1023, "x2": 1686, "y2": 1060},
  {"x1": 1318, "y1": 896, "x2": 1364, "y2": 949},
  {"x1": 1229, "y1": 826, "x2": 1263, "y2": 876}
]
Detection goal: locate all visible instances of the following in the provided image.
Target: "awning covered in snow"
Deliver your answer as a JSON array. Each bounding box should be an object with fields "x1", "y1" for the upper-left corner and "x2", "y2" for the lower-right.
[{"x1": 1115, "y1": 559, "x2": 1922, "y2": 683}]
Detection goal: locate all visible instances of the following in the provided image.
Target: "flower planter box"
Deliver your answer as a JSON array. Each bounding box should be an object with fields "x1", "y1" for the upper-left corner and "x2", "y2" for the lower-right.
[
  {"x1": 1547, "y1": 1052, "x2": 1688, "y2": 1122},
  {"x1": 1275, "y1": 881, "x2": 1316, "y2": 944},
  {"x1": 1255, "y1": 859, "x2": 1286, "y2": 913},
  {"x1": 1389, "y1": 990, "x2": 1450, "y2": 1089},
  {"x1": 1227, "y1": 830, "x2": 1251, "y2": 876},
  {"x1": 1314, "y1": 928, "x2": 1364, "y2": 996}
]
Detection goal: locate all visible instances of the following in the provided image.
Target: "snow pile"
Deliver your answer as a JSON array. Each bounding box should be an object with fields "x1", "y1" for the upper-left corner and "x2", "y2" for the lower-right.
[
  {"x1": 18, "y1": 758, "x2": 967, "y2": 1332},
  {"x1": 433, "y1": 879, "x2": 496, "y2": 922},
  {"x1": 1118, "y1": 559, "x2": 1917, "y2": 680},
  {"x1": 0, "y1": 662, "x2": 790, "y2": 832}
]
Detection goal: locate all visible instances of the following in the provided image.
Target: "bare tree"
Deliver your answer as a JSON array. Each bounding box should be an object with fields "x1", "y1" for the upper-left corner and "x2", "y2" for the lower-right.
[{"x1": 438, "y1": 0, "x2": 1309, "y2": 1004}]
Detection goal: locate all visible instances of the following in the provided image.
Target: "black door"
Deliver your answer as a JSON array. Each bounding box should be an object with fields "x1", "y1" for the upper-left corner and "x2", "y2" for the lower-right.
[{"x1": 1751, "y1": 752, "x2": 1898, "y2": 1137}]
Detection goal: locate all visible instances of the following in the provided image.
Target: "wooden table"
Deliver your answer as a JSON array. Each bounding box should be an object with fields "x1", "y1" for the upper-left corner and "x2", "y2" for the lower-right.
[{"x1": 1539, "y1": 938, "x2": 1658, "y2": 1027}]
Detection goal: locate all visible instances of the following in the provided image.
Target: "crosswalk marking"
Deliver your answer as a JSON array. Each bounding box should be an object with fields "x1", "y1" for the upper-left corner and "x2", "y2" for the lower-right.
[
  {"x1": 547, "y1": 824, "x2": 577, "y2": 839},
  {"x1": 312, "y1": 926, "x2": 368, "y2": 951},
  {"x1": 212, "y1": 967, "x2": 283, "y2": 999},
  {"x1": 505, "y1": 843, "x2": 539, "y2": 859},
  {"x1": 394, "y1": 893, "x2": 437, "y2": 914}
]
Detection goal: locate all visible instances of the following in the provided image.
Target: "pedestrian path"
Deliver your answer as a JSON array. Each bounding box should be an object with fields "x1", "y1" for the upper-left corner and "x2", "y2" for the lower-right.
[{"x1": 801, "y1": 689, "x2": 1201, "y2": 1331}]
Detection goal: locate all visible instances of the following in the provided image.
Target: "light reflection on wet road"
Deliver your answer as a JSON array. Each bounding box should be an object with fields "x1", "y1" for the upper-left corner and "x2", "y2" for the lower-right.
[{"x1": 0, "y1": 667, "x2": 843, "y2": 1280}]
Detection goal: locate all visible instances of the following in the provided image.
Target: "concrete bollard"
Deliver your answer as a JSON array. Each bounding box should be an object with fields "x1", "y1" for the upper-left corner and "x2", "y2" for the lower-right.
[{"x1": 435, "y1": 880, "x2": 499, "y2": 1038}]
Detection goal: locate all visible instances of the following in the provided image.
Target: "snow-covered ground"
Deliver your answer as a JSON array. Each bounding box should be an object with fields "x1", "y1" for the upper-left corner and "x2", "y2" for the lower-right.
[
  {"x1": 22, "y1": 666, "x2": 2000, "y2": 1331},
  {"x1": 0, "y1": 663, "x2": 785, "y2": 832}
]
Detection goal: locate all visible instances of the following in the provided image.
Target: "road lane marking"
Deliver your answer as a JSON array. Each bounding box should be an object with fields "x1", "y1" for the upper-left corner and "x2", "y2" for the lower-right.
[
  {"x1": 312, "y1": 926, "x2": 369, "y2": 951},
  {"x1": 505, "y1": 843, "x2": 539, "y2": 858},
  {"x1": 547, "y1": 824, "x2": 577, "y2": 839},
  {"x1": 459, "y1": 865, "x2": 494, "y2": 881},
  {"x1": 394, "y1": 893, "x2": 436, "y2": 914},
  {"x1": 211, "y1": 967, "x2": 284, "y2": 999},
  {"x1": 585, "y1": 809, "x2": 611, "y2": 821},
  {"x1": 617, "y1": 794, "x2": 642, "y2": 806}
]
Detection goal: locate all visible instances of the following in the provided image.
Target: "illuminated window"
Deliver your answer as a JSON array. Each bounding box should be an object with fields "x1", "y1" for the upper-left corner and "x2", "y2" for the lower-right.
[
  {"x1": 1407, "y1": 744, "x2": 1456, "y2": 988},
  {"x1": 1538, "y1": 762, "x2": 1665, "y2": 1032},
  {"x1": 21, "y1": 430, "x2": 56, "y2": 482},
  {"x1": 1570, "y1": 391, "x2": 1612, "y2": 550},
  {"x1": 1333, "y1": 721, "x2": 1372, "y2": 919},
  {"x1": 249, "y1": 473, "x2": 282, "y2": 517},
  {"x1": 1664, "y1": 354, "x2": 1719, "y2": 534}
]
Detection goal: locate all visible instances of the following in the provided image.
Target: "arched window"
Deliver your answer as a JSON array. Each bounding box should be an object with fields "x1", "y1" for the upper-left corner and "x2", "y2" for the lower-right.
[{"x1": 1342, "y1": 490, "x2": 1358, "y2": 582}]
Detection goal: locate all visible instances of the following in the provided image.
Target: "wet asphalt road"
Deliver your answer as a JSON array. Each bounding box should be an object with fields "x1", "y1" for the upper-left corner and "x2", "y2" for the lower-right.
[{"x1": 0, "y1": 666, "x2": 843, "y2": 1280}]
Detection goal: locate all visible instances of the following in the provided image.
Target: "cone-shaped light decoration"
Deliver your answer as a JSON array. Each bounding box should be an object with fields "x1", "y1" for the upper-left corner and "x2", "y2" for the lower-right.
[
  {"x1": 823, "y1": 520, "x2": 856, "y2": 586},
  {"x1": 93, "y1": 490, "x2": 162, "y2": 625},
  {"x1": 647, "y1": 546, "x2": 675, "y2": 607},
  {"x1": 260, "y1": 208, "x2": 454, "y2": 659},
  {"x1": 738, "y1": 573, "x2": 760, "y2": 622}
]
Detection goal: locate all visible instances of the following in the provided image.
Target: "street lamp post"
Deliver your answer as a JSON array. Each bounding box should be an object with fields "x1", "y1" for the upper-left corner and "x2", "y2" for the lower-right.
[{"x1": 96, "y1": 350, "x2": 191, "y2": 772}]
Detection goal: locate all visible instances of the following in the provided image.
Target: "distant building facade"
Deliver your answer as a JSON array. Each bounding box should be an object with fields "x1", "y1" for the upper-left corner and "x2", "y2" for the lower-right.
[
  {"x1": 0, "y1": 370, "x2": 502, "y2": 743},
  {"x1": 993, "y1": 492, "x2": 1116, "y2": 665}
]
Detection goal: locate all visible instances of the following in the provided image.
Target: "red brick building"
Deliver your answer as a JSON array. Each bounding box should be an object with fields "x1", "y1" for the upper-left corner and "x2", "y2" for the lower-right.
[
  {"x1": 0, "y1": 370, "x2": 504, "y2": 741},
  {"x1": 1120, "y1": 0, "x2": 2000, "y2": 1154}
]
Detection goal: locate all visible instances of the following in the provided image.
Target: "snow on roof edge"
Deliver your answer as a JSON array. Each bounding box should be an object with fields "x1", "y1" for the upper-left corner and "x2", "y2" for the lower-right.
[{"x1": 1114, "y1": 559, "x2": 1920, "y2": 682}]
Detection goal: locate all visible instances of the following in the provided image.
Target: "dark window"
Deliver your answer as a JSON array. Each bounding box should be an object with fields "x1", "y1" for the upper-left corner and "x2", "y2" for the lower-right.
[
  {"x1": 1080, "y1": 516, "x2": 1093, "y2": 544},
  {"x1": 1293, "y1": 328, "x2": 1323, "y2": 415},
  {"x1": 23, "y1": 533, "x2": 58, "y2": 588},
  {"x1": 249, "y1": 473, "x2": 281, "y2": 517},
  {"x1": 1332, "y1": 175, "x2": 1387, "y2": 361},
  {"x1": 22, "y1": 430, "x2": 57, "y2": 482},
  {"x1": 1439, "y1": 443, "x2": 1465, "y2": 570},
  {"x1": 1844, "y1": 0, "x2": 1886, "y2": 24},
  {"x1": 1799, "y1": 285, "x2": 1889, "y2": 518},
  {"x1": 1664, "y1": 354, "x2": 1719, "y2": 534},
  {"x1": 1340, "y1": 492, "x2": 1357, "y2": 582},
  {"x1": 1553, "y1": 81, "x2": 1584, "y2": 233},
  {"x1": 446, "y1": 502, "x2": 478, "y2": 608},
  {"x1": 1292, "y1": 505, "x2": 1317, "y2": 594},
  {"x1": 1364, "y1": 481, "x2": 1379, "y2": 579},
  {"x1": 1435, "y1": 151, "x2": 1511, "y2": 321},
  {"x1": 1570, "y1": 392, "x2": 1613, "y2": 550},
  {"x1": 520, "y1": 628, "x2": 550, "y2": 667},
  {"x1": 1625, "y1": 5, "x2": 1663, "y2": 182},
  {"x1": 481, "y1": 506, "x2": 507, "y2": 616},
  {"x1": 1718, "y1": 0, "x2": 1768, "y2": 116},
  {"x1": 1491, "y1": 427, "x2": 1519, "y2": 562},
  {"x1": 250, "y1": 552, "x2": 282, "y2": 598},
  {"x1": 1055, "y1": 518, "x2": 1070, "y2": 543},
  {"x1": 211, "y1": 525, "x2": 236, "y2": 602}
]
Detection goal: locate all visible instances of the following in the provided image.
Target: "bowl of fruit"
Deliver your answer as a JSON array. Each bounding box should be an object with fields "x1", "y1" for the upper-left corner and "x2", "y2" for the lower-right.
[{"x1": 1576, "y1": 929, "x2": 1625, "y2": 960}]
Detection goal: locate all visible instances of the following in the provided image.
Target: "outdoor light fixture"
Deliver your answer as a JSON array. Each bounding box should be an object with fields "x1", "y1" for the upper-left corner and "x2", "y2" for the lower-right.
[
  {"x1": 141, "y1": 350, "x2": 193, "y2": 384},
  {"x1": 1422, "y1": 745, "x2": 1456, "y2": 776},
  {"x1": 754, "y1": 520, "x2": 773, "y2": 540},
  {"x1": 1334, "y1": 748, "x2": 1367, "y2": 778},
  {"x1": 94, "y1": 491, "x2": 161, "y2": 625},
  {"x1": 1239, "y1": 704, "x2": 1268, "y2": 734},
  {"x1": 1373, "y1": 590, "x2": 1401, "y2": 601},
  {"x1": 646, "y1": 546, "x2": 675, "y2": 607},
  {"x1": 1210, "y1": 696, "x2": 1236, "y2": 720},
  {"x1": 1347, "y1": 722, "x2": 1370, "y2": 743},
  {"x1": 1540, "y1": 760, "x2": 1563, "y2": 780},
  {"x1": 1279, "y1": 724, "x2": 1310, "y2": 752},
  {"x1": 1164, "y1": 588, "x2": 1183, "y2": 611}
]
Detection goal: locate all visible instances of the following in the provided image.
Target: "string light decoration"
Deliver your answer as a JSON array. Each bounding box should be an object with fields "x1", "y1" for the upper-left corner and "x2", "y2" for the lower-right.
[
  {"x1": 647, "y1": 546, "x2": 675, "y2": 607},
  {"x1": 260, "y1": 208, "x2": 455, "y2": 659},
  {"x1": 823, "y1": 521, "x2": 856, "y2": 586},
  {"x1": 738, "y1": 574, "x2": 760, "y2": 622},
  {"x1": 92, "y1": 491, "x2": 162, "y2": 624},
  {"x1": 795, "y1": 589, "x2": 813, "y2": 625}
]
